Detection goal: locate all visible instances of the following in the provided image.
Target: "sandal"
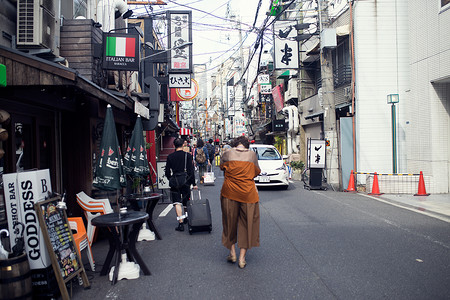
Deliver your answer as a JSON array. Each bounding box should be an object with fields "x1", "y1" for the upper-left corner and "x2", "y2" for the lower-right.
[{"x1": 226, "y1": 254, "x2": 237, "y2": 263}]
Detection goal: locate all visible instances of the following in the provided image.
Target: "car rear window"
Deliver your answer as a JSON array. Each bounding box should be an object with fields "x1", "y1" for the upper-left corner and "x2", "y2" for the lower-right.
[{"x1": 252, "y1": 147, "x2": 282, "y2": 160}]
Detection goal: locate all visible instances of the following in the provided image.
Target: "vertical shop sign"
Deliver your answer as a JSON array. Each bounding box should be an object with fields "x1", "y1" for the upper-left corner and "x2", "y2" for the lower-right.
[
  {"x1": 309, "y1": 139, "x2": 326, "y2": 169},
  {"x1": 2, "y1": 169, "x2": 52, "y2": 269},
  {"x1": 273, "y1": 21, "x2": 299, "y2": 69},
  {"x1": 227, "y1": 86, "x2": 235, "y2": 116},
  {"x1": 167, "y1": 11, "x2": 192, "y2": 73}
]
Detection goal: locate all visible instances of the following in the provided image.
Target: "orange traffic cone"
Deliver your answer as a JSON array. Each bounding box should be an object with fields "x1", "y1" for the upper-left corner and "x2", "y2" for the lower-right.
[
  {"x1": 368, "y1": 172, "x2": 383, "y2": 195},
  {"x1": 414, "y1": 171, "x2": 430, "y2": 196},
  {"x1": 345, "y1": 170, "x2": 357, "y2": 192}
]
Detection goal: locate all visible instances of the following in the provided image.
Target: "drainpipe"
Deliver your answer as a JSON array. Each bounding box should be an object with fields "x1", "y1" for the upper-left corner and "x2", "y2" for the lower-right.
[{"x1": 97, "y1": 0, "x2": 129, "y2": 32}]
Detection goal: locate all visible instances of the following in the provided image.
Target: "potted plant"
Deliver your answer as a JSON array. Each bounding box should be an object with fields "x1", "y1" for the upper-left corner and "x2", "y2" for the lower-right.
[{"x1": 290, "y1": 160, "x2": 304, "y2": 181}]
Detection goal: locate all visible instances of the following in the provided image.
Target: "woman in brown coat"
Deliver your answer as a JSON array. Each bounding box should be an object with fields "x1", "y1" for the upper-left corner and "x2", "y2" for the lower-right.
[{"x1": 220, "y1": 136, "x2": 261, "y2": 268}]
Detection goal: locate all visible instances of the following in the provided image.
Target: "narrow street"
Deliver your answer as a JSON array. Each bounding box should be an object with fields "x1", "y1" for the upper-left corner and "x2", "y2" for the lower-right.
[{"x1": 72, "y1": 168, "x2": 450, "y2": 300}]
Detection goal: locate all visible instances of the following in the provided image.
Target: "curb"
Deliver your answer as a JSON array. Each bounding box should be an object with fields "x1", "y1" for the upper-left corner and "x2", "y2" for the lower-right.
[{"x1": 358, "y1": 193, "x2": 450, "y2": 223}]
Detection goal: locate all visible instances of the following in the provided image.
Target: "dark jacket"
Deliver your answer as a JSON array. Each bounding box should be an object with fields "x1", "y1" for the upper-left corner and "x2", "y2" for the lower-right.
[{"x1": 165, "y1": 150, "x2": 196, "y2": 186}]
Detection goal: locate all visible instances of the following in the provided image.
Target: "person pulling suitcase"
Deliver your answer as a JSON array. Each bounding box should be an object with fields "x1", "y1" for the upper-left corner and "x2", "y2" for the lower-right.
[{"x1": 165, "y1": 138, "x2": 198, "y2": 232}]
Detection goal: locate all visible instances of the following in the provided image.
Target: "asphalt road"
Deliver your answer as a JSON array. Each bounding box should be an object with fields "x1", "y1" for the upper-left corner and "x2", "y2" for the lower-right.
[{"x1": 71, "y1": 169, "x2": 450, "y2": 300}]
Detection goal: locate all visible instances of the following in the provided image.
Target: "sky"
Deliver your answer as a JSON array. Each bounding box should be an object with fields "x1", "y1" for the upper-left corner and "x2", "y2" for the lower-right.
[{"x1": 130, "y1": 0, "x2": 273, "y2": 67}]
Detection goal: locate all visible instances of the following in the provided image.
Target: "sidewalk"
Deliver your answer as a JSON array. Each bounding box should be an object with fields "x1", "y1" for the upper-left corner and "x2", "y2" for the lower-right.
[{"x1": 360, "y1": 193, "x2": 450, "y2": 223}]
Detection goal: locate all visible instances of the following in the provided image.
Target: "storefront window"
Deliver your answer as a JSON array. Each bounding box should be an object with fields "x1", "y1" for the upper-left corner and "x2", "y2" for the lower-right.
[
  {"x1": 15, "y1": 121, "x2": 33, "y2": 172},
  {"x1": 39, "y1": 125, "x2": 52, "y2": 170}
]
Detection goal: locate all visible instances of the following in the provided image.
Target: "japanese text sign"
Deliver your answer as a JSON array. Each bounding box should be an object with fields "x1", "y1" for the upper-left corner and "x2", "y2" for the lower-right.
[
  {"x1": 156, "y1": 161, "x2": 169, "y2": 189},
  {"x1": 273, "y1": 21, "x2": 299, "y2": 69},
  {"x1": 169, "y1": 73, "x2": 192, "y2": 88},
  {"x1": 167, "y1": 11, "x2": 192, "y2": 73},
  {"x1": 258, "y1": 74, "x2": 270, "y2": 84},
  {"x1": 308, "y1": 139, "x2": 326, "y2": 169},
  {"x1": 260, "y1": 84, "x2": 272, "y2": 94}
]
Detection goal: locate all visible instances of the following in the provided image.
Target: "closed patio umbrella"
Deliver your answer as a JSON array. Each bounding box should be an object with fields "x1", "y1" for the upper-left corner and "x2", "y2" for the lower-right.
[
  {"x1": 124, "y1": 116, "x2": 155, "y2": 241},
  {"x1": 124, "y1": 115, "x2": 149, "y2": 178},
  {"x1": 93, "y1": 104, "x2": 126, "y2": 191}
]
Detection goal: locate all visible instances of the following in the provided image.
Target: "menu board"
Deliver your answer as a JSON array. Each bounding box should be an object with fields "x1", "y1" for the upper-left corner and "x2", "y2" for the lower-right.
[{"x1": 35, "y1": 197, "x2": 89, "y2": 300}]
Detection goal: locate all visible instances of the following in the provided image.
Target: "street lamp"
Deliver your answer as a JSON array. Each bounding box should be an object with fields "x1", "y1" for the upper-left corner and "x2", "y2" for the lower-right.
[{"x1": 387, "y1": 94, "x2": 399, "y2": 173}]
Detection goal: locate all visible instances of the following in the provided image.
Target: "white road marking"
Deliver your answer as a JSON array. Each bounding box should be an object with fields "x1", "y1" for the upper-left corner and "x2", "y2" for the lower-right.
[{"x1": 159, "y1": 204, "x2": 173, "y2": 217}]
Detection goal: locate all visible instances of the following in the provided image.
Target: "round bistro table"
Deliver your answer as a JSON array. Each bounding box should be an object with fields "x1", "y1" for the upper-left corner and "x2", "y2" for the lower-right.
[
  {"x1": 126, "y1": 192, "x2": 163, "y2": 240},
  {"x1": 91, "y1": 211, "x2": 150, "y2": 285}
]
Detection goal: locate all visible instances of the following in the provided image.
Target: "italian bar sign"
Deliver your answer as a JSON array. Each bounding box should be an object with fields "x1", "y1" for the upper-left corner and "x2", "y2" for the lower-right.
[{"x1": 103, "y1": 33, "x2": 140, "y2": 71}]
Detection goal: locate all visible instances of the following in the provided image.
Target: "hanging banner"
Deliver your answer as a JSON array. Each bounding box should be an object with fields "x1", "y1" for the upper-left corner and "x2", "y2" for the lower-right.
[
  {"x1": 102, "y1": 33, "x2": 140, "y2": 71},
  {"x1": 273, "y1": 21, "x2": 299, "y2": 69},
  {"x1": 272, "y1": 84, "x2": 284, "y2": 112},
  {"x1": 167, "y1": 11, "x2": 192, "y2": 73}
]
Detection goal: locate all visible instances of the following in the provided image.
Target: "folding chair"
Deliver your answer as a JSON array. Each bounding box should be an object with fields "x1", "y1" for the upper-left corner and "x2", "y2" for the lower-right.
[{"x1": 68, "y1": 217, "x2": 95, "y2": 272}]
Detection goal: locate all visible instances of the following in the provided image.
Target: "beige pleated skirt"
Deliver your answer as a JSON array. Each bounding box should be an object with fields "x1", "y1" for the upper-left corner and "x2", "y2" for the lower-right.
[{"x1": 220, "y1": 196, "x2": 260, "y2": 250}]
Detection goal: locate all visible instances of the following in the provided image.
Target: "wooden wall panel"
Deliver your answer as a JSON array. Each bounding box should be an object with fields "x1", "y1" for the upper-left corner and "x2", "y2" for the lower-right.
[{"x1": 60, "y1": 19, "x2": 103, "y2": 83}]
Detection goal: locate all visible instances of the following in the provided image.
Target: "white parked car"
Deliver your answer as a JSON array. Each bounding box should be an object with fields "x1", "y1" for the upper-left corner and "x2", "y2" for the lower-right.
[{"x1": 249, "y1": 144, "x2": 289, "y2": 189}]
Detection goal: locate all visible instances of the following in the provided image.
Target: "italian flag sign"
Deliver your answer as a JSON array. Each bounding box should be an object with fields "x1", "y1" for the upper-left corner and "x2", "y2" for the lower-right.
[{"x1": 106, "y1": 36, "x2": 136, "y2": 57}]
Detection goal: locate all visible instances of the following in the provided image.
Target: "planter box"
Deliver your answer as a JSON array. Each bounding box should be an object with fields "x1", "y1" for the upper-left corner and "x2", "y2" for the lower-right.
[{"x1": 291, "y1": 170, "x2": 303, "y2": 181}]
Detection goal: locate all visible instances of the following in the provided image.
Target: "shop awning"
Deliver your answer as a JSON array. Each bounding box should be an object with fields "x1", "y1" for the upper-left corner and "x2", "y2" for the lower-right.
[
  {"x1": 277, "y1": 69, "x2": 298, "y2": 79},
  {"x1": 306, "y1": 40, "x2": 320, "y2": 56},
  {"x1": 162, "y1": 116, "x2": 179, "y2": 132},
  {"x1": 179, "y1": 128, "x2": 191, "y2": 136},
  {"x1": 336, "y1": 24, "x2": 350, "y2": 36}
]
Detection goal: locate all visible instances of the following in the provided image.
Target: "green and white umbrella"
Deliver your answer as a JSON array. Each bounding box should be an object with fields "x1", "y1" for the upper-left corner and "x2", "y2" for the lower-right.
[
  {"x1": 93, "y1": 105, "x2": 126, "y2": 191},
  {"x1": 124, "y1": 115, "x2": 150, "y2": 178}
]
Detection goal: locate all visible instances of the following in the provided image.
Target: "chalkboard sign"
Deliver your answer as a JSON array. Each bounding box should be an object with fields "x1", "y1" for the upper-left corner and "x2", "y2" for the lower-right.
[{"x1": 35, "y1": 197, "x2": 90, "y2": 300}]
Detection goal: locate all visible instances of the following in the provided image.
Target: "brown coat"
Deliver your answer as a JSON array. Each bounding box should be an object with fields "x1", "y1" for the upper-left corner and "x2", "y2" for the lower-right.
[{"x1": 220, "y1": 147, "x2": 261, "y2": 203}]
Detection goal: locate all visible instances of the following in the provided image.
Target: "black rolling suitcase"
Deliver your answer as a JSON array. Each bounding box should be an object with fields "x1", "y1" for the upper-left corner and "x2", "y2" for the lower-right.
[{"x1": 187, "y1": 190, "x2": 212, "y2": 234}]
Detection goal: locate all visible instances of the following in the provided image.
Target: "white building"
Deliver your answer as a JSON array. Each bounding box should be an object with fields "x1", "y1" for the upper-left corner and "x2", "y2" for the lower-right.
[{"x1": 299, "y1": 0, "x2": 449, "y2": 193}]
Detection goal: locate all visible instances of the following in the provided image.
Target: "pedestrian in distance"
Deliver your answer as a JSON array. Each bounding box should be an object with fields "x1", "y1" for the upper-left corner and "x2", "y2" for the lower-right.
[
  {"x1": 194, "y1": 138, "x2": 210, "y2": 184},
  {"x1": 182, "y1": 139, "x2": 191, "y2": 153},
  {"x1": 207, "y1": 138, "x2": 216, "y2": 165},
  {"x1": 165, "y1": 138, "x2": 198, "y2": 232},
  {"x1": 219, "y1": 136, "x2": 261, "y2": 269}
]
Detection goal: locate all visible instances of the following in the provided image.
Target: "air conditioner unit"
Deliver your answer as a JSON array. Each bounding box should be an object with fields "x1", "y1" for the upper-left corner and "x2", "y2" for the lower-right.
[
  {"x1": 285, "y1": 78, "x2": 298, "y2": 102},
  {"x1": 17, "y1": 0, "x2": 60, "y2": 56}
]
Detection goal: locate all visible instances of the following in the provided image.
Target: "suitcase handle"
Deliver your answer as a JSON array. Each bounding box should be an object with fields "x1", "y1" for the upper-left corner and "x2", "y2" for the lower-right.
[{"x1": 191, "y1": 189, "x2": 201, "y2": 201}]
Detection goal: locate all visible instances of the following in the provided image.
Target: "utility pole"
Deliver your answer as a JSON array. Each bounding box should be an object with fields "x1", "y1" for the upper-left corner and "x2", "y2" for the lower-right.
[
  {"x1": 297, "y1": 1, "x2": 307, "y2": 163},
  {"x1": 318, "y1": 0, "x2": 339, "y2": 188}
]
